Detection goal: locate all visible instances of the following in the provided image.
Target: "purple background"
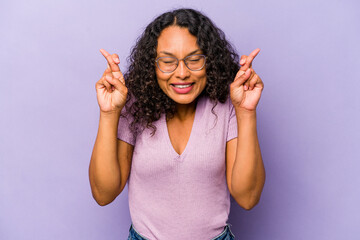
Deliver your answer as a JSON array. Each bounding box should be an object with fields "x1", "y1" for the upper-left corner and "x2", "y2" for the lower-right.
[{"x1": 1, "y1": 0, "x2": 360, "y2": 239}]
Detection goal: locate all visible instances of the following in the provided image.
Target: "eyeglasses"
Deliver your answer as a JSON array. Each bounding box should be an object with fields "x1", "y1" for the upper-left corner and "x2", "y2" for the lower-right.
[{"x1": 155, "y1": 54, "x2": 206, "y2": 73}]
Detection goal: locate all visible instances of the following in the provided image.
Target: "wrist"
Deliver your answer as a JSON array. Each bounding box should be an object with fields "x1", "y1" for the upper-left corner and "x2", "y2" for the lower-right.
[
  {"x1": 234, "y1": 107, "x2": 257, "y2": 119},
  {"x1": 100, "y1": 108, "x2": 122, "y2": 116},
  {"x1": 99, "y1": 109, "x2": 122, "y2": 122}
]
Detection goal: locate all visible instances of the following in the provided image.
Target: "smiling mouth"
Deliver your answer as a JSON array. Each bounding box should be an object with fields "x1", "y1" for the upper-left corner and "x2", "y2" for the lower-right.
[{"x1": 171, "y1": 83, "x2": 195, "y2": 89}]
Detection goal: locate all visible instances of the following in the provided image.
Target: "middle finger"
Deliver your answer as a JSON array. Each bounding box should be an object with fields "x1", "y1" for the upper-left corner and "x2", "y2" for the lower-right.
[
  {"x1": 100, "y1": 49, "x2": 121, "y2": 74},
  {"x1": 240, "y1": 48, "x2": 260, "y2": 71}
]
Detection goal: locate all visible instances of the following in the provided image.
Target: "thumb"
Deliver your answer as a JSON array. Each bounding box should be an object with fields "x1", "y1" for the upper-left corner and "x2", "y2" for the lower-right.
[{"x1": 105, "y1": 75, "x2": 125, "y2": 91}]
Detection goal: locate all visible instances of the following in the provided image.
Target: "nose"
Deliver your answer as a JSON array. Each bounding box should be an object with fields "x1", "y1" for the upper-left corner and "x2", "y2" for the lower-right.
[{"x1": 175, "y1": 59, "x2": 190, "y2": 79}]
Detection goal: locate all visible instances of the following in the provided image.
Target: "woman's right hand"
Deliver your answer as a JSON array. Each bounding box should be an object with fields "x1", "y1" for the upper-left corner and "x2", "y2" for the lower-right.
[{"x1": 96, "y1": 49, "x2": 128, "y2": 114}]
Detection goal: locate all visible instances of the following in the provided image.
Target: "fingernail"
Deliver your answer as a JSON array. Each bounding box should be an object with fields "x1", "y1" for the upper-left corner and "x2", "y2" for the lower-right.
[
  {"x1": 240, "y1": 59, "x2": 245, "y2": 65},
  {"x1": 244, "y1": 85, "x2": 248, "y2": 90},
  {"x1": 115, "y1": 58, "x2": 120, "y2": 63},
  {"x1": 106, "y1": 75, "x2": 112, "y2": 80}
]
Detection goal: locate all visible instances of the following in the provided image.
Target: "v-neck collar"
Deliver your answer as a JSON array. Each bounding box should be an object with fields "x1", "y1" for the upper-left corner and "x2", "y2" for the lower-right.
[{"x1": 164, "y1": 96, "x2": 205, "y2": 160}]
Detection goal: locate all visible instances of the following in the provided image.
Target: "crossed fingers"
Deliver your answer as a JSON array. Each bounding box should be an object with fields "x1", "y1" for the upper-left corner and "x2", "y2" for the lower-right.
[
  {"x1": 240, "y1": 48, "x2": 260, "y2": 71},
  {"x1": 237, "y1": 48, "x2": 261, "y2": 90},
  {"x1": 99, "y1": 49, "x2": 125, "y2": 84}
]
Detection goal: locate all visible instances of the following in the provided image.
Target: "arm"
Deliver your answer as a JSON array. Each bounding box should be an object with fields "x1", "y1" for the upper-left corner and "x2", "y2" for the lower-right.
[
  {"x1": 88, "y1": 49, "x2": 133, "y2": 206},
  {"x1": 226, "y1": 110, "x2": 265, "y2": 210},
  {"x1": 226, "y1": 49, "x2": 265, "y2": 210},
  {"x1": 89, "y1": 111, "x2": 133, "y2": 206}
]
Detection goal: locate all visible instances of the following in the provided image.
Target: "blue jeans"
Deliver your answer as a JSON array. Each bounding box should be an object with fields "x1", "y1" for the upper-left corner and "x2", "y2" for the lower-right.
[{"x1": 127, "y1": 223, "x2": 236, "y2": 240}]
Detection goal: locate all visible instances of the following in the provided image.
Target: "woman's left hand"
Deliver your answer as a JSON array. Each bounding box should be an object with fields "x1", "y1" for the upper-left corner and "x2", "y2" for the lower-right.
[{"x1": 230, "y1": 48, "x2": 264, "y2": 112}]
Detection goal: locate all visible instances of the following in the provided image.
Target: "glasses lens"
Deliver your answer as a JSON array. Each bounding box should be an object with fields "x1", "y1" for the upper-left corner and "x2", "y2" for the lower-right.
[
  {"x1": 185, "y1": 55, "x2": 205, "y2": 71},
  {"x1": 156, "y1": 55, "x2": 206, "y2": 73},
  {"x1": 157, "y1": 57, "x2": 178, "y2": 73}
]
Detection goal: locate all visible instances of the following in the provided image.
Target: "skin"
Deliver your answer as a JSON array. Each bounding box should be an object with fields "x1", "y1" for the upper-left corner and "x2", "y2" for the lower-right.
[
  {"x1": 156, "y1": 26, "x2": 207, "y2": 154},
  {"x1": 155, "y1": 26, "x2": 207, "y2": 106},
  {"x1": 89, "y1": 26, "x2": 265, "y2": 210},
  {"x1": 89, "y1": 50, "x2": 132, "y2": 206},
  {"x1": 227, "y1": 48, "x2": 266, "y2": 210}
]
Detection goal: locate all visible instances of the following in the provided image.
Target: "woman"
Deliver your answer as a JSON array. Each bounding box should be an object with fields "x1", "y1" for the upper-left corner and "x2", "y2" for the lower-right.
[{"x1": 89, "y1": 8, "x2": 265, "y2": 240}]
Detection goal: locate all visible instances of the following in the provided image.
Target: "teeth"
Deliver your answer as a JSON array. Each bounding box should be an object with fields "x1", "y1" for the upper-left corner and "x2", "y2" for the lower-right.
[{"x1": 174, "y1": 84, "x2": 192, "y2": 89}]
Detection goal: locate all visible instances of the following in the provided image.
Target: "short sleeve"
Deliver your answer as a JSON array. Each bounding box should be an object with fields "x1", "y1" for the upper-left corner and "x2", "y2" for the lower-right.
[
  {"x1": 117, "y1": 108, "x2": 136, "y2": 146},
  {"x1": 227, "y1": 99, "x2": 238, "y2": 142}
]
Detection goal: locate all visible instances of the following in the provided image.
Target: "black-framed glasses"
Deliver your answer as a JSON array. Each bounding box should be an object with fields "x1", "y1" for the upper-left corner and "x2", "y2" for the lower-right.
[{"x1": 155, "y1": 54, "x2": 206, "y2": 73}]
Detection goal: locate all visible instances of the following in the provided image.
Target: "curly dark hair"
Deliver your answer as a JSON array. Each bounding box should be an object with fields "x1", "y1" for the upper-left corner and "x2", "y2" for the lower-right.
[{"x1": 124, "y1": 8, "x2": 240, "y2": 135}]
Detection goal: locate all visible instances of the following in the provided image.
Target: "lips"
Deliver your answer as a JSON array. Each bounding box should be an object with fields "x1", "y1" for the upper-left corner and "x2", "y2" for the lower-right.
[
  {"x1": 171, "y1": 83, "x2": 193, "y2": 88},
  {"x1": 170, "y1": 82, "x2": 195, "y2": 94}
]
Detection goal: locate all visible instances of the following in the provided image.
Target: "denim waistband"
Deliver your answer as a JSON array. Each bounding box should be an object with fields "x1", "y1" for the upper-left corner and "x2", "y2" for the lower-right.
[{"x1": 128, "y1": 223, "x2": 235, "y2": 240}]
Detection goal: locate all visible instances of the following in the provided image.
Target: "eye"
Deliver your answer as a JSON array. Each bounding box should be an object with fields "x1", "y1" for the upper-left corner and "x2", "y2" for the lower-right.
[
  {"x1": 186, "y1": 55, "x2": 203, "y2": 63},
  {"x1": 188, "y1": 59, "x2": 200, "y2": 62},
  {"x1": 159, "y1": 57, "x2": 177, "y2": 65},
  {"x1": 163, "y1": 60, "x2": 176, "y2": 64}
]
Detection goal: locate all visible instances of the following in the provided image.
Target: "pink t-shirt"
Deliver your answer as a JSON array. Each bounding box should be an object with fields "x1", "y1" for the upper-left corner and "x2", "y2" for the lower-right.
[{"x1": 117, "y1": 95, "x2": 238, "y2": 240}]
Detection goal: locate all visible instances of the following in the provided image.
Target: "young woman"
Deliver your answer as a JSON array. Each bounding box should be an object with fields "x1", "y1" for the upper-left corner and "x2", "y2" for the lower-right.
[{"x1": 89, "y1": 8, "x2": 265, "y2": 240}]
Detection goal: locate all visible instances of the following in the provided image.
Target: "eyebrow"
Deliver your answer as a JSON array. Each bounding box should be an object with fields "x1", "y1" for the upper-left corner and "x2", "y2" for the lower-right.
[{"x1": 159, "y1": 49, "x2": 202, "y2": 57}]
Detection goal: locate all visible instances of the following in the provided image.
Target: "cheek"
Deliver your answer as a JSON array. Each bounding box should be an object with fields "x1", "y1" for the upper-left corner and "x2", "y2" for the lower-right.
[
  {"x1": 155, "y1": 72, "x2": 170, "y2": 92},
  {"x1": 155, "y1": 68, "x2": 169, "y2": 82},
  {"x1": 197, "y1": 72, "x2": 207, "y2": 87}
]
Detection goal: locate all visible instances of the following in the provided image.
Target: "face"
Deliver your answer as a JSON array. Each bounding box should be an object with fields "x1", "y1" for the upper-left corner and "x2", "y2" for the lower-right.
[{"x1": 155, "y1": 26, "x2": 207, "y2": 105}]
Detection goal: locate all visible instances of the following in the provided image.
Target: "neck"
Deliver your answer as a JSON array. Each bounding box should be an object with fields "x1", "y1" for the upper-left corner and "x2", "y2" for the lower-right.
[{"x1": 174, "y1": 100, "x2": 197, "y2": 122}]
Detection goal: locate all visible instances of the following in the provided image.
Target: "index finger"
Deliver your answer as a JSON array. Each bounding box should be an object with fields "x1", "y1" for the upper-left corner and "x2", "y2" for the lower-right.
[
  {"x1": 240, "y1": 48, "x2": 260, "y2": 71},
  {"x1": 99, "y1": 49, "x2": 121, "y2": 73}
]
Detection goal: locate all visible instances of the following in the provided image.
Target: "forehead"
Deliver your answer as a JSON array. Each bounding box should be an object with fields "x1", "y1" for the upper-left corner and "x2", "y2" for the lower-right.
[{"x1": 156, "y1": 26, "x2": 199, "y2": 55}]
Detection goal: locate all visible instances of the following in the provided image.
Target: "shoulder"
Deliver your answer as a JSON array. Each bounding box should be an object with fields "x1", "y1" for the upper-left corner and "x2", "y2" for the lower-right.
[
  {"x1": 201, "y1": 94, "x2": 233, "y2": 114},
  {"x1": 197, "y1": 94, "x2": 233, "y2": 128}
]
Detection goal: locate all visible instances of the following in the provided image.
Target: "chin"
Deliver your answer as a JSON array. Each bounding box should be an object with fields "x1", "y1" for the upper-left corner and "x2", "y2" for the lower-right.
[
  {"x1": 168, "y1": 92, "x2": 203, "y2": 105},
  {"x1": 172, "y1": 97, "x2": 196, "y2": 105}
]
